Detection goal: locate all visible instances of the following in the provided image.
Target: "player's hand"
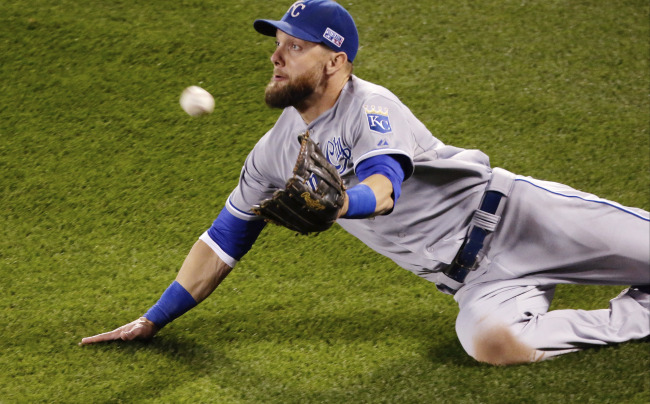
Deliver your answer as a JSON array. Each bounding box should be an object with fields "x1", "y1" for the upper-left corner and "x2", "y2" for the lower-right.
[{"x1": 79, "y1": 317, "x2": 158, "y2": 346}]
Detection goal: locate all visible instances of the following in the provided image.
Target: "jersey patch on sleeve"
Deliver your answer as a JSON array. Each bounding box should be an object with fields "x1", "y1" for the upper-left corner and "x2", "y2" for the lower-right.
[{"x1": 364, "y1": 105, "x2": 392, "y2": 134}]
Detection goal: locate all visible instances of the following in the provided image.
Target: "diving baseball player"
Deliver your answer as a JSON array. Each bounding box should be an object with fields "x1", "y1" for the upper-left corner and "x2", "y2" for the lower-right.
[{"x1": 80, "y1": 0, "x2": 650, "y2": 365}]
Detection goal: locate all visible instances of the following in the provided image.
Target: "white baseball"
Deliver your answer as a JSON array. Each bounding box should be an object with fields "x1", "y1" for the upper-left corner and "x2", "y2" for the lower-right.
[{"x1": 180, "y1": 86, "x2": 215, "y2": 116}]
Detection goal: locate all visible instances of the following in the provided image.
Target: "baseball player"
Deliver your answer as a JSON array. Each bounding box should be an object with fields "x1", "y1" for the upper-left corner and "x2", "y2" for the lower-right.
[{"x1": 80, "y1": 0, "x2": 650, "y2": 365}]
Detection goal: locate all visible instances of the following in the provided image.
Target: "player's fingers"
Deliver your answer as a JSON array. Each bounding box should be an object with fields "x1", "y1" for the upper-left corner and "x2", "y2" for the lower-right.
[
  {"x1": 79, "y1": 327, "x2": 124, "y2": 345},
  {"x1": 80, "y1": 318, "x2": 156, "y2": 345}
]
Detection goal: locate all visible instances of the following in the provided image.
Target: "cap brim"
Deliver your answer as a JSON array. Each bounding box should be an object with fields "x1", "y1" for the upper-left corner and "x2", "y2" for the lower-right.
[{"x1": 253, "y1": 19, "x2": 321, "y2": 43}]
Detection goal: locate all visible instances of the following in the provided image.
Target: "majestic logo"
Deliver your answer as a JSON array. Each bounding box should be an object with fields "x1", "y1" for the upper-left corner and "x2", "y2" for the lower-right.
[
  {"x1": 325, "y1": 136, "x2": 352, "y2": 174},
  {"x1": 288, "y1": 1, "x2": 306, "y2": 17},
  {"x1": 323, "y1": 27, "x2": 344, "y2": 48},
  {"x1": 364, "y1": 105, "x2": 392, "y2": 134}
]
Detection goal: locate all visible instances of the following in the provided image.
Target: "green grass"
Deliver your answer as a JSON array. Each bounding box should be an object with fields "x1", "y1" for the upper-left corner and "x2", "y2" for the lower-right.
[{"x1": 1, "y1": 0, "x2": 648, "y2": 402}]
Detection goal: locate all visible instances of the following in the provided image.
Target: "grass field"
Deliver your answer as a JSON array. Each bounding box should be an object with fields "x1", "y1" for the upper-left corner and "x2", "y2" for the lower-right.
[{"x1": 1, "y1": 0, "x2": 649, "y2": 402}]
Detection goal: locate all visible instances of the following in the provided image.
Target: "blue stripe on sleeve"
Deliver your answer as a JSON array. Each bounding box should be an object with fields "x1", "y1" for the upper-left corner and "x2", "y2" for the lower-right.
[
  {"x1": 356, "y1": 154, "x2": 406, "y2": 202},
  {"x1": 207, "y1": 207, "x2": 266, "y2": 260}
]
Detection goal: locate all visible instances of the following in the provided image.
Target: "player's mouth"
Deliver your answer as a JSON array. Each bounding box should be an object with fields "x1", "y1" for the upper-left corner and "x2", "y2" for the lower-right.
[{"x1": 272, "y1": 71, "x2": 288, "y2": 82}]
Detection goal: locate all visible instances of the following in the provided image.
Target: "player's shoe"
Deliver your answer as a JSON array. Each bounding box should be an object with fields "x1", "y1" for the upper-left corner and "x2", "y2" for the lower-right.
[
  {"x1": 631, "y1": 285, "x2": 650, "y2": 294},
  {"x1": 624, "y1": 285, "x2": 650, "y2": 310}
]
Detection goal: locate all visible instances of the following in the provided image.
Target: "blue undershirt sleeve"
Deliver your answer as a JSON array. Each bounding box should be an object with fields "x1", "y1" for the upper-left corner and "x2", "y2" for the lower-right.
[
  {"x1": 355, "y1": 154, "x2": 406, "y2": 202},
  {"x1": 206, "y1": 207, "x2": 266, "y2": 261}
]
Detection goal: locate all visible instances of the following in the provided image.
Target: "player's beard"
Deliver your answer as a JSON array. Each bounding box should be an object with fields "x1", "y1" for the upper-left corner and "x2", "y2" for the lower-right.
[{"x1": 265, "y1": 64, "x2": 325, "y2": 110}]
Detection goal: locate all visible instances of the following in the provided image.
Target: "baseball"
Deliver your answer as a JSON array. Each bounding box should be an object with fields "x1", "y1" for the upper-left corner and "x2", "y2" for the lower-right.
[{"x1": 180, "y1": 86, "x2": 215, "y2": 116}]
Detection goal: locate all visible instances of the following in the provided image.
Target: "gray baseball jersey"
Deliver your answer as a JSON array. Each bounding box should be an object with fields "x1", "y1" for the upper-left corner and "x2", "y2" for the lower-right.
[{"x1": 225, "y1": 75, "x2": 492, "y2": 285}]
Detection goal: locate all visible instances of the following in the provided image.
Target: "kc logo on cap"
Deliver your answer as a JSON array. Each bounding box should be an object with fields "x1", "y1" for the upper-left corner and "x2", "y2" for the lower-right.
[{"x1": 289, "y1": 1, "x2": 306, "y2": 17}]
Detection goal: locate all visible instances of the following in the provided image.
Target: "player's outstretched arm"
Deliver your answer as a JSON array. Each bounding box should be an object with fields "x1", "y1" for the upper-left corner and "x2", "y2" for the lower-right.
[{"x1": 80, "y1": 240, "x2": 231, "y2": 345}]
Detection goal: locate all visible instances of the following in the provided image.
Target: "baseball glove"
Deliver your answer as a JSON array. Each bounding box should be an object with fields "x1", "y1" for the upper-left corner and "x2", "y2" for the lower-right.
[{"x1": 252, "y1": 131, "x2": 345, "y2": 235}]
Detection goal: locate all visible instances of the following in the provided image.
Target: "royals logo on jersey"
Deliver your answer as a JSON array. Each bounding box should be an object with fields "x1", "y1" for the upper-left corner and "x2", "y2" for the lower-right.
[
  {"x1": 325, "y1": 136, "x2": 352, "y2": 174},
  {"x1": 364, "y1": 105, "x2": 392, "y2": 134},
  {"x1": 305, "y1": 136, "x2": 351, "y2": 191}
]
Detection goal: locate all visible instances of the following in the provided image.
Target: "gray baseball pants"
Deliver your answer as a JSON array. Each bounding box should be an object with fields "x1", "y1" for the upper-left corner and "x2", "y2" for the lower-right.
[{"x1": 454, "y1": 173, "x2": 650, "y2": 362}]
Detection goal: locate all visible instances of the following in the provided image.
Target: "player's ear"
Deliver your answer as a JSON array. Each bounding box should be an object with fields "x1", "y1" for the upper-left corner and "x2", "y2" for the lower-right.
[{"x1": 325, "y1": 51, "x2": 349, "y2": 75}]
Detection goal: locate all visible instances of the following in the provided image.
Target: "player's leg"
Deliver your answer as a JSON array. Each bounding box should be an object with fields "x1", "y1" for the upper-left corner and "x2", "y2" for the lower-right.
[
  {"x1": 513, "y1": 286, "x2": 650, "y2": 350},
  {"x1": 455, "y1": 281, "x2": 649, "y2": 365},
  {"x1": 455, "y1": 282, "x2": 557, "y2": 364},
  {"x1": 454, "y1": 177, "x2": 650, "y2": 364}
]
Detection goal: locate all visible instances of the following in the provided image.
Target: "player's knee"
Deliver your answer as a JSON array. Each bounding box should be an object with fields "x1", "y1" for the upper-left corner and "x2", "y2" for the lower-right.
[
  {"x1": 471, "y1": 324, "x2": 539, "y2": 365},
  {"x1": 456, "y1": 315, "x2": 539, "y2": 365}
]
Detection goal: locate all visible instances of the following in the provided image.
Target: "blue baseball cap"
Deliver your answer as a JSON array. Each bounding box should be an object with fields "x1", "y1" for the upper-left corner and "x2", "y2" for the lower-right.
[{"x1": 254, "y1": 0, "x2": 359, "y2": 62}]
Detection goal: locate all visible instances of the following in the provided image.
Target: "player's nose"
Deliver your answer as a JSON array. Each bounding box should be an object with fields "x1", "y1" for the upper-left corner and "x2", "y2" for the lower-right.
[
  {"x1": 271, "y1": 51, "x2": 280, "y2": 66},
  {"x1": 270, "y1": 49, "x2": 283, "y2": 66}
]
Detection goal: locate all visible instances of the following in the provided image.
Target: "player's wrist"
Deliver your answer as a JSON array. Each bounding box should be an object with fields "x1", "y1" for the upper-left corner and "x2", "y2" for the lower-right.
[
  {"x1": 342, "y1": 184, "x2": 376, "y2": 219},
  {"x1": 339, "y1": 193, "x2": 350, "y2": 217},
  {"x1": 137, "y1": 317, "x2": 158, "y2": 330}
]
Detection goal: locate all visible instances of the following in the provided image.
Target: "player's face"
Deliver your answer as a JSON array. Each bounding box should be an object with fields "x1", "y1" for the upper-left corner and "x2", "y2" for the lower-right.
[{"x1": 265, "y1": 30, "x2": 329, "y2": 109}]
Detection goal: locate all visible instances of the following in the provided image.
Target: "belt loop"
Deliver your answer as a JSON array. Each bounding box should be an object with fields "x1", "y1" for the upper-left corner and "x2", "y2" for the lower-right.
[
  {"x1": 438, "y1": 168, "x2": 515, "y2": 294},
  {"x1": 487, "y1": 167, "x2": 516, "y2": 197}
]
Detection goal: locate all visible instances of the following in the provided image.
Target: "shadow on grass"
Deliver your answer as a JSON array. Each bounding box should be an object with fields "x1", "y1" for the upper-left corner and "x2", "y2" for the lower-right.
[
  {"x1": 183, "y1": 305, "x2": 458, "y2": 348},
  {"x1": 76, "y1": 314, "x2": 649, "y2": 403}
]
